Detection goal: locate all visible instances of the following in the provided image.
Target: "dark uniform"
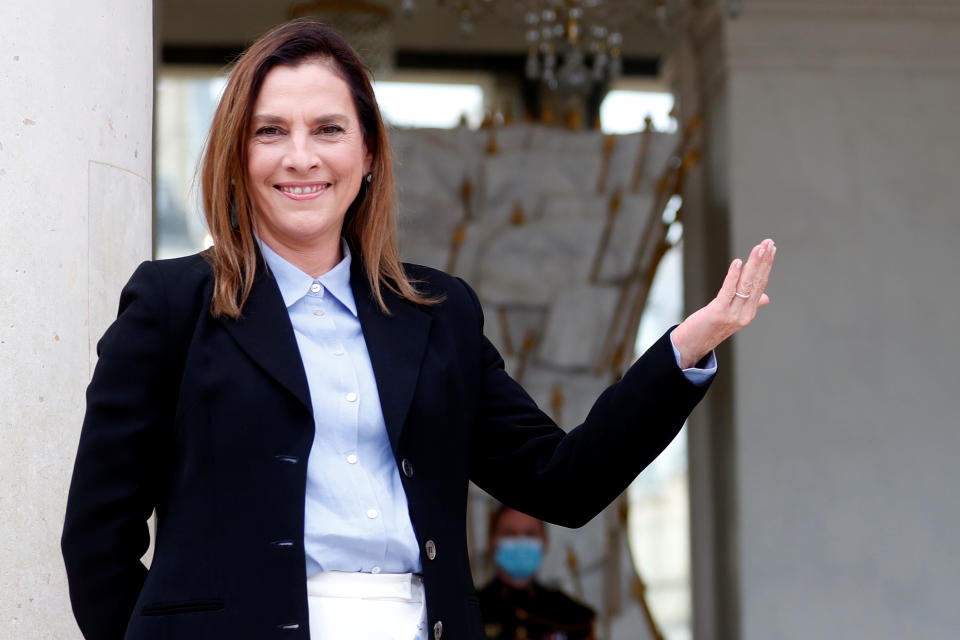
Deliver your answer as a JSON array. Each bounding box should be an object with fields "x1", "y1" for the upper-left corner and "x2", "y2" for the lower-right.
[{"x1": 478, "y1": 577, "x2": 595, "y2": 640}]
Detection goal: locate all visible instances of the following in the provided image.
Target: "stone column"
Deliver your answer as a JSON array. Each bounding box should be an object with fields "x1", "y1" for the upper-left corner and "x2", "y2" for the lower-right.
[
  {"x1": 0, "y1": 1, "x2": 153, "y2": 637},
  {"x1": 676, "y1": 1, "x2": 960, "y2": 639}
]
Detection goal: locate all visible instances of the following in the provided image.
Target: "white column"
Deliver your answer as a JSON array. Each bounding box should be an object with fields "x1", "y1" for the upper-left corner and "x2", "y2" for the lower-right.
[
  {"x1": 0, "y1": 1, "x2": 153, "y2": 637},
  {"x1": 680, "y1": 2, "x2": 960, "y2": 639}
]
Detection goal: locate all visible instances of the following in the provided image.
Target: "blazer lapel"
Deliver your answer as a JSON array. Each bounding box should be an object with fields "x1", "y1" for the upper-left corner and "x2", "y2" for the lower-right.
[
  {"x1": 219, "y1": 264, "x2": 312, "y2": 413},
  {"x1": 351, "y1": 261, "x2": 432, "y2": 452}
]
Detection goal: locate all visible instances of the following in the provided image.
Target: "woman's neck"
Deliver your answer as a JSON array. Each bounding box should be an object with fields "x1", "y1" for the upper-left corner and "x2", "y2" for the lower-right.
[{"x1": 256, "y1": 229, "x2": 344, "y2": 278}]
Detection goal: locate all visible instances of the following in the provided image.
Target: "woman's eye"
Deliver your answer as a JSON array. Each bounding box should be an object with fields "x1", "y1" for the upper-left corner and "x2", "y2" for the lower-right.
[
  {"x1": 318, "y1": 125, "x2": 344, "y2": 135},
  {"x1": 255, "y1": 126, "x2": 282, "y2": 136}
]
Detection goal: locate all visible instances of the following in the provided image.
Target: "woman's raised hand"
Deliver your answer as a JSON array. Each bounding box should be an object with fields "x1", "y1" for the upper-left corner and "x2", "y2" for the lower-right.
[{"x1": 671, "y1": 238, "x2": 776, "y2": 369}]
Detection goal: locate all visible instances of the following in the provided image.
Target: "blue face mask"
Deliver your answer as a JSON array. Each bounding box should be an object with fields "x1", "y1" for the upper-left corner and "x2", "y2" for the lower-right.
[{"x1": 494, "y1": 536, "x2": 544, "y2": 581}]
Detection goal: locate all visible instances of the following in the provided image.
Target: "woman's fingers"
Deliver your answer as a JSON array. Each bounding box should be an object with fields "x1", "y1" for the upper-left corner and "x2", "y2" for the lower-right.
[
  {"x1": 718, "y1": 258, "x2": 744, "y2": 301},
  {"x1": 734, "y1": 239, "x2": 774, "y2": 304},
  {"x1": 752, "y1": 243, "x2": 776, "y2": 299}
]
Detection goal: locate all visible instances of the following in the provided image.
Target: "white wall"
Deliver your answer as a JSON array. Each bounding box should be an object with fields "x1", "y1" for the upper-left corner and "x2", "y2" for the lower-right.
[
  {"x1": 700, "y1": 2, "x2": 960, "y2": 638},
  {"x1": 0, "y1": 1, "x2": 153, "y2": 637}
]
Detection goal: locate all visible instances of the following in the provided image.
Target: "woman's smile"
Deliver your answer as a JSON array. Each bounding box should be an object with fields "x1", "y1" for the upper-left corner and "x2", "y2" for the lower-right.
[{"x1": 274, "y1": 182, "x2": 332, "y2": 199}]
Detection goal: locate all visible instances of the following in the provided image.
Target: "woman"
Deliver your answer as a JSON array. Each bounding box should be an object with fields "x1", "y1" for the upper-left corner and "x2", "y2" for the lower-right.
[{"x1": 62, "y1": 19, "x2": 775, "y2": 640}]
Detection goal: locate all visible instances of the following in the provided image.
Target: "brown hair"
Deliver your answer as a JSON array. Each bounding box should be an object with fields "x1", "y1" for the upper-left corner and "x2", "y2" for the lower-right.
[{"x1": 201, "y1": 18, "x2": 435, "y2": 318}]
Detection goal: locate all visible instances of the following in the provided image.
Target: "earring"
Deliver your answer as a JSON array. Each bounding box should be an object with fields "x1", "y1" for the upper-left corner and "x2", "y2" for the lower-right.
[
  {"x1": 229, "y1": 178, "x2": 240, "y2": 230},
  {"x1": 364, "y1": 172, "x2": 373, "y2": 184},
  {"x1": 229, "y1": 195, "x2": 239, "y2": 230}
]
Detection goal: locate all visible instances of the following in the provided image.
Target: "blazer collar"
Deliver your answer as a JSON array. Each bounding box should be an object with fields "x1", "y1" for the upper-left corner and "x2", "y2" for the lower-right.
[
  {"x1": 219, "y1": 247, "x2": 432, "y2": 450},
  {"x1": 218, "y1": 247, "x2": 312, "y2": 412},
  {"x1": 350, "y1": 256, "x2": 432, "y2": 452}
]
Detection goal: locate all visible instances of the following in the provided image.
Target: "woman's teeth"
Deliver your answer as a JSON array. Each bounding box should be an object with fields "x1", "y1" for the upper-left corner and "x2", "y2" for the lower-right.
[{"x1": 279, "y1": 184, "x2": 327, "y2": 194}]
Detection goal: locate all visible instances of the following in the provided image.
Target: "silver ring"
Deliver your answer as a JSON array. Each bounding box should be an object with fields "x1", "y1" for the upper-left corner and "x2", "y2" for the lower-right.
[{"x1": 734, "y1": 291, "x2": 750, "y2": 299}]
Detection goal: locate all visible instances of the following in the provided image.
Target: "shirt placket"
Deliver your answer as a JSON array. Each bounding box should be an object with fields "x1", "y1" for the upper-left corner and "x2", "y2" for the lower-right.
[{"x1": 306, "y1": 281, "x2": 387, "y2": 570}]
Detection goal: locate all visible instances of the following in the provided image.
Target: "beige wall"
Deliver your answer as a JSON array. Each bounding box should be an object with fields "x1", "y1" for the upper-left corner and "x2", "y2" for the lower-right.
[
  {"x1": 0, "y1": 1, "x2": 154, "y2": 637},
  {"x1": 682, "y1": 2, "x2": 960, "y2": 638}
]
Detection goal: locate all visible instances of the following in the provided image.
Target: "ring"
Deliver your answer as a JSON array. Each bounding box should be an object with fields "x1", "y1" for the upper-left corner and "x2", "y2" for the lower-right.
[{"x1": 734, "y1": 291, "x2": 750, "y2": 299}]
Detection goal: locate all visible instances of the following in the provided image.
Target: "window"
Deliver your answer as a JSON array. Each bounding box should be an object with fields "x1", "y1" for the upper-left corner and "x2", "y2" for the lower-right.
[
  {"x1": 600, "y1": 83, "x2": 677, "y2": 133},
  {"x1": 374, "y1": 80, "x2": 486, "y2": 129},
  {"x1": 155, "y1": 68, "x2": 227, "y2": 259}
]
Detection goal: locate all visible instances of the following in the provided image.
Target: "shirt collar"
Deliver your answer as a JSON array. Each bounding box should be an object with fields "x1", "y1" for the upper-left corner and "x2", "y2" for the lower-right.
[{"x1": 257, "y1": 236, "x2": 358, "y2": 317}]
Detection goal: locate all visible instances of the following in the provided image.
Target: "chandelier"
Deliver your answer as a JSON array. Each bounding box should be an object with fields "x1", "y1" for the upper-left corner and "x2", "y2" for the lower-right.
[
  {"x1": 401, "y1": 0, "x2": 627, "y2": 95},
  {"x1": 521, "y1": 2, "x2": 624, "y2": 93},
  {"x1": 398, "y1": 1, "x2": 744, "y2": 95}
]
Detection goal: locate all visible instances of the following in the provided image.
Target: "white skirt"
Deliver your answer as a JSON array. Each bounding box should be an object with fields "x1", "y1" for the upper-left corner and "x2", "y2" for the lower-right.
[{"x1": 306, "y1": 571, "x2": 428, "y2": 640}]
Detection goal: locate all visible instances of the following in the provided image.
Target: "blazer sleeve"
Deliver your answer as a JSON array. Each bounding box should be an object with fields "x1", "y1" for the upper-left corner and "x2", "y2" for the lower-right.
[
  {"x1": 461, "y1": 278, "x2": 711, "y2": 528},
  {"x1": 61, "y1": 261, "x2": 179, "y2": 640}
]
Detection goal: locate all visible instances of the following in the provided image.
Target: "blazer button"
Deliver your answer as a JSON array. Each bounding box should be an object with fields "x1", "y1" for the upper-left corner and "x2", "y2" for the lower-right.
[
  {"x1": 401, "y1": 458, "x2": 414, "y2": 478},
  {"x1": 433, "y1": 620, "x2": 443, "y2": 639},
  {"x1": 424, "y1": 539, "x2": 437, "y2": 560}
]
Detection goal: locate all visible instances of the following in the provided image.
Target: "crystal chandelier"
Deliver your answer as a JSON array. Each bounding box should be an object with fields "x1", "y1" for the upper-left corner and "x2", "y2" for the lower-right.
[
  {"x1": 521, "y1": 3, "x2": 623, "y2": 94},
  {"x1": 398, "y1": 1, "x2": 744, "y2": 95},
  {"x1": 400, "y1": 0, "x2": 627, "y2": 95}
]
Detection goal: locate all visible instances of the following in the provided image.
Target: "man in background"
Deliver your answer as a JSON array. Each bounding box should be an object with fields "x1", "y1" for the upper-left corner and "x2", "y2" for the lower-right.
[{"x1": 479, "y1": 505, "x2": 596, "y2": 640}]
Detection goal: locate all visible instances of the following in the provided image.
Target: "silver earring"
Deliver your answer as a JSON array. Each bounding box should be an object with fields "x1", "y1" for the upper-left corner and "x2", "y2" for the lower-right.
[
  {"x1": 229, "y1": 178, "x2": 239, "y2": 230},
  {"x1": 365, "y1": 172, "x2": 373, "y2": 184},
  {"x1": 229, "y1": 195, "x2": 239, "y2": 230}
]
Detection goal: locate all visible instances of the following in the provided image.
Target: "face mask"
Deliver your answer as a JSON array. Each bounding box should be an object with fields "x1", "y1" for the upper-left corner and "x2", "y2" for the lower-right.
[{"x1": 494, "y1": 536, "x2": 544, "y2": 581}]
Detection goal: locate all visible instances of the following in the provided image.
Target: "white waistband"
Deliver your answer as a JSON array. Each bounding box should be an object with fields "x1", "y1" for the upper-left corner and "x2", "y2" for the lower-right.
[{"x1": 306, "y1": 571, "x2": 423, "y2": 601}]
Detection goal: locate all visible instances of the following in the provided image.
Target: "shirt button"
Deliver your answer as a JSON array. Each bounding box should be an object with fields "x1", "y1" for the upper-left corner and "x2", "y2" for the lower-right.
[
  {"x1": 366, "y1": 508, "x2": 379, "y2": 519},
  {"x1": 313, "y1": 308, "x2": 325, "y2": 316},
  {"x1": 401, "y1": 458, "x2": 414, "y2": 478},
  {"x1": 345, "y1": 392, "x2": 357, "y2": 403},
  {"x1": 310, "y1": 283, "x2": 322, "y2": 293},
  {"x1": 371, "y1": 566, "x2": 381, "y2": 574},
  {"x1": 425, "y1": 539, "x2": 437, "y2": 560},
  {"x1": 333, "y1": 348, "x2": 345, "y2": 356},
  {"x1": 433, "y1": 620, "x2": 443, "y2": 639},
  {"x1": 346, "y1": 454, "x2": 358, "y2": 464}
]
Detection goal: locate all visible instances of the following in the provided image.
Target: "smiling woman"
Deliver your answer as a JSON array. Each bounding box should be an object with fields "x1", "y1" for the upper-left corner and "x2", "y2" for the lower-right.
[
  {"x1": 62, "y1": 17, "x2": 772, "y2": 640},
  {"x1": 197, "y1": 20, "x2": 433, "y2": 320},
  {"x1": 246, "y1": 62, "x2": 372, "y2": 277}
]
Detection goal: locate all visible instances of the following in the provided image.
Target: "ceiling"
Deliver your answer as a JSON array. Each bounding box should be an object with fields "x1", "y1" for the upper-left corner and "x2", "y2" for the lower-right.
[{"x1": 160, "y1": 0, "x2": 671, "y2": 62}]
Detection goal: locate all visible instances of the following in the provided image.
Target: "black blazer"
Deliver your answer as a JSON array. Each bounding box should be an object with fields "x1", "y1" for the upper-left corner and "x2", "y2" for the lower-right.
[{"x1": 62, "y1": 250, "x2": 710, "y2": 640}]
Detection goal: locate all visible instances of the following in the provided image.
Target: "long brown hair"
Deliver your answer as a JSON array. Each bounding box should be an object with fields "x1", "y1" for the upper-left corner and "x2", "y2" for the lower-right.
[{"x1": 201, "y1": 19, "x2": 435, "y2": 318}]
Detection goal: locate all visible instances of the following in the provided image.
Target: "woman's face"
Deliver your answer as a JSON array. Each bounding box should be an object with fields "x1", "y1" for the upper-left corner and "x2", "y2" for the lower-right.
[{"x1": 246, "y1": 60, "x2": 370, "y2": 259}]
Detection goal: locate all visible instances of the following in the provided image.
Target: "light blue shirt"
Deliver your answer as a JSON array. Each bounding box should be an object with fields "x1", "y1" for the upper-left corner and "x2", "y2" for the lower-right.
[
  {"x1": 259, "y1": 239, "x2": 422, "y2": 576},
  {"x1": 259, "y1": 238, "x2": 716, "y2": 577},
  {"x1": 671, "y1": 339, "x2": 717, "y2": 386}
]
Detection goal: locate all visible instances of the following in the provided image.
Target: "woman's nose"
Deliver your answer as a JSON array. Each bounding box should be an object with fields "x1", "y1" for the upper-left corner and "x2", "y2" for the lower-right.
[{"x1": 283, "y1": 134, "x2": 319, "y2": 173}]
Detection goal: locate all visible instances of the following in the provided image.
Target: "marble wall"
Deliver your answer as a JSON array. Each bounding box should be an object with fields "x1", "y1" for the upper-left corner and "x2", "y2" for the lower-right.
[
  {"x1": 675, "y1": 2, "x2": 960, "y2": 638},
  {"x1": 0, "y1": 1, "x2": 154, "y2": 638}
]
